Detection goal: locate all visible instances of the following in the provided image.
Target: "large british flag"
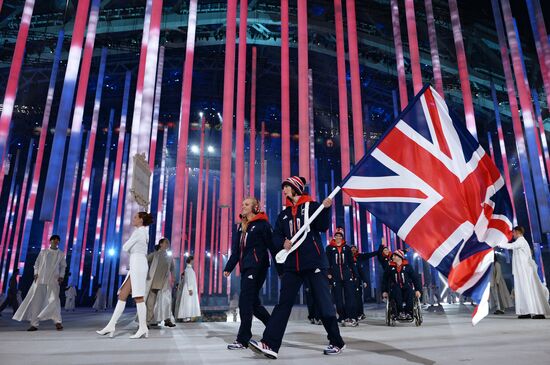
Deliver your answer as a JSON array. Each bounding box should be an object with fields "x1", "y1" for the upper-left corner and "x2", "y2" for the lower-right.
[{"x1": 341, "y1": 85, "x2": 513, "y2": 324}]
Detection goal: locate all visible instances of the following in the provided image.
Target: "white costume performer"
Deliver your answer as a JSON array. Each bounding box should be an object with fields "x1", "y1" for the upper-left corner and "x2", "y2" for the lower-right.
[
  {"x1": 145, "y1": 248, "x2": 175, "y2": 324},
  {"x1": 489, "y1": 256, "x2": 512, "y2": 313},
  {"x1": 92, "y1": 288, "x2": 107, "y2": 311},
  {"x1": 177, "y1": 264, "x2": 201, "y2": 320},
  {"x1": 153, "y1": 279, "x2": 175, "y2": 325},
  {"x1": 97, "y1": 224, "x2": 150, "y2": 338},
  {"x1": 120, "y1": 226, "x2": 149, "y2": 297},
  {"x1": 174, "y1": 273, "x2": 185, "y2": 318},
  {"x1": 64, "y1": 286, "x2": 77, "y2": 311},
  {"x1": 499, "y1": 236, "x2": 550, "y2": 316},
  {"x1": 13, "y1": 248, "x2": 66, "y2": 328}
]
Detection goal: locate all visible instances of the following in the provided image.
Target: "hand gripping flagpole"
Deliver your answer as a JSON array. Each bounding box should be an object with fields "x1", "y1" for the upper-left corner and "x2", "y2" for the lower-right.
[
  {"x1": 275, "y1": 186, "x2": 341, "y2": 263},
  {"x1": 274, "y1": 85, "x2": 436, "y2": 264}
]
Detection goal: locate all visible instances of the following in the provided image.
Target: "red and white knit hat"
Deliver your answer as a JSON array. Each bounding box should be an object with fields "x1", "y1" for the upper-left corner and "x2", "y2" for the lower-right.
[
  {"x1": 393, "y1": 249, "x2": 405, "y2": 260},
  {"x1": 282, "y1": 176, "x2": 306, "y2": 195}
]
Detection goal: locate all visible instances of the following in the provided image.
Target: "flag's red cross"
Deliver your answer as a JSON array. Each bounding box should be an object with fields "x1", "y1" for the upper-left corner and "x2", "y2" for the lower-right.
[{"x1": 361, "y1": 90, "x2": 502, "y2": 289}]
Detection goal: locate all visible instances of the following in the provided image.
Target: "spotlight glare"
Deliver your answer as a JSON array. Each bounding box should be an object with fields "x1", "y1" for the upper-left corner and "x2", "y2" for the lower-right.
[{"x1": 108, "y1": 248, "x2": 116, "y2": 257}]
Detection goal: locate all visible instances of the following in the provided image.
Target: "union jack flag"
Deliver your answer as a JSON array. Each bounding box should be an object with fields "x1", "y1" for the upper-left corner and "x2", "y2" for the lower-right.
[{"x1": 341, "y1": 85, "x2": 513, "y2": 324}]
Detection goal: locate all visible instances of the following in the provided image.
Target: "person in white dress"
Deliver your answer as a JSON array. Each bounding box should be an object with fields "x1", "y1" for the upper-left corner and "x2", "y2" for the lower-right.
[
  {"x1": 490, "y1": 253, "x2": 512, "y2": 315},
  {"x1": 177, "y1": 256, "x2": 201, "y2": 321},
  {"x1": 498, "y1": 226, "x2": 550, "y2": 319},
  {"x1": 96, "y1": 212, "x2": 153, "y2": 338},
  {"x1": 174, "y1": 272, "x2": 185, "y2": 321},
  {"x1": 92, "y1": 285, "x2": 107, "y2": 311},
  {"x1": 152, "y1": 278, "x2": 176, "y2": 327},
  {"x1": 13, "y1": 235, "x2": 66, "y2": 331},
  {"x1": 64, "y1": 286, "x2": 77, "y2": 311},
  {"x1": 145, "y1": 238, "x2": 175, "y2": 327}
]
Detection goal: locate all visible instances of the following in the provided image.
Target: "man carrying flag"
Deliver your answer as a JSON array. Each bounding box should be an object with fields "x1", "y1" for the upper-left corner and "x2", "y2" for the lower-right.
[
  {"x1": 340, "y1": 85, "x2": 513, "y2": 324},
  {"x1": 249, "y1": 176, "x2": 346, "y2": 359},
  {"x1": 271, "y1": 85, "x2": 512, "y2": 327}
]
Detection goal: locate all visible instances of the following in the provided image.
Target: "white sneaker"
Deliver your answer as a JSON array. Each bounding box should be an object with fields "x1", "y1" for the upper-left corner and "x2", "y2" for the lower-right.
[
  {"x1": 227, "y1": 341, "x2": 246, "y2": 350},
  {"x1": 348, "y1": 319, "x2": 359, "y2": 327},
  {"x1": 249, "y1": 339, "x2": 278, "y2": 359},
  {"x1": 324, "y1": 344, "x2": 346, "y2": 355}
]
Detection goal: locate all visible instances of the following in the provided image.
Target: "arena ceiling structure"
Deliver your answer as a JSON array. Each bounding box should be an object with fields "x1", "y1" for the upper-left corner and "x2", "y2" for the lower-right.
[{"x1": 1, "y1": 1, "x2": 548, "y2": 142}]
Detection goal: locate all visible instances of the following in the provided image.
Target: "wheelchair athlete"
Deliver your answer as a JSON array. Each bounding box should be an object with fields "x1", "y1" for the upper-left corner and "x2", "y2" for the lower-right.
[{"x1": 381, "y1": 249, "x2": 422, "y2": 320}]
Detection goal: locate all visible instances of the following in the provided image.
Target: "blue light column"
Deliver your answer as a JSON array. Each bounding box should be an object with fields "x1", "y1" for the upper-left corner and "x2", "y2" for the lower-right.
[
  {"x1": 18, "y1": 30, "x2": 64, "y2": 269},
  {"x1": 39, "y1": 0, "x2": 92, "y2": 221},
  {"x1": 86, "y1": 111, "x2": 115, "y2": 291}
]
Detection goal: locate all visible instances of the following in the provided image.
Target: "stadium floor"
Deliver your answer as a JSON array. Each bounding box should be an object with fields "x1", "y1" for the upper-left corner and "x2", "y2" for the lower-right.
[{"x1": 0, "y1": 304, "x2": 548, "y2": 365}]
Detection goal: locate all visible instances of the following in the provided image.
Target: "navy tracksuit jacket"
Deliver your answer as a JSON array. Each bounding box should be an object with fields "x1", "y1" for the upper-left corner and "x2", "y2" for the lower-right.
[
  {"x1": 273, "y1": 195, "x2": 330, "y2": 273},
  {"x1": 382, "y1": 260, "x2": 422, "y2": 313},
  {"x1": 326, "y1": 241, "x2": 357, "y2": 320},
  {"x1": 351, "y1": 250, "x2": 374, "y2": 317},
  {"x1": 224, "y1": 213, "x2": 277, "y2": 345},
  {"x1": 377, "y1": 245, "x2": 392, "y2": 271},
  {"x1": 261, "y1": 195, "x2": 344, "y2": 352}
]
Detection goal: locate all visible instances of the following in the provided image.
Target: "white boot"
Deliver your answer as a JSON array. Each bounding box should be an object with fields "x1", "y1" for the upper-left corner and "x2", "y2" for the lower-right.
[
  {"x1": 130, "y1": 302, "x2": 149, "y2": 339},
  {"x1": 96, "y1": 300, "x2": 126, "y2": 337}
]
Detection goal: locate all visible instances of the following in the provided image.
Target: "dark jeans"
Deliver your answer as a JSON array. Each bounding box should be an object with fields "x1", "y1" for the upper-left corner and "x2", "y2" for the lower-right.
[
  {"x1": 332, "y1": 279, "x2": 356, "y2": 321},
  {"x1": 391, "y1": 285, "x2": 413, "y2": 314},
  {"x1": 304, "y1": 276, "x2": 319, "y2": 320},
  {"x1": 262, "y1": 269, "x2": 344, "y2": 353},
  {"x1": 355, "y1": 281, "x2": 364, "y2": 318},
  {"x1": 0, "y1": 293, "x2": 19, "y2": 314},
  {"x1": 237, "y1": 266, "x2": 270, "y2": 345}
]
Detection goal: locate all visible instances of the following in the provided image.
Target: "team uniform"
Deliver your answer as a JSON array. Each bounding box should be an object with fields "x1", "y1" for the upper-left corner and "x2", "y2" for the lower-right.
[
  {"x1": 351, "y1": 249, "x2": 375, "y2": 319},
  {"x1": 382, "y1": 251, "x2": 422, "y2": 318},
  {"x1": 249, "y1": 176, "x2": 345, "y2": 358},
  {"x1": 225, "y1": 212, "x2": 278, "y2": 349},
  {"x1": 326, "y1": 235, "x2": 358, "y2": 325},
  {"x1": 377, "y1": 245, "x2": 392, "y2": 271}
]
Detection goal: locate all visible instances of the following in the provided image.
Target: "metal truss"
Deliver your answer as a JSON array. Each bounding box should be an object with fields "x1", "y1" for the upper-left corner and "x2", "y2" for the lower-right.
[{"x1": 0, "y1": 1, "x2": 548, "y2": 130}]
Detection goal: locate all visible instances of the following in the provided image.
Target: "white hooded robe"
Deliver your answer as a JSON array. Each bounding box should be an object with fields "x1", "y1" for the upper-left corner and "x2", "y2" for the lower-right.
[
  {"x1": 64, "y1": 286, "x2": 77, "y2": 311},
  {"x1": 13, "y1": 248, "x2": 66, "y2": 326},
  {"x1": 499, "y1": 236, "x2": 550, "y2": 315},
  {"x1": 177, "y1": 265, "x2": 201, "y2": 319}
]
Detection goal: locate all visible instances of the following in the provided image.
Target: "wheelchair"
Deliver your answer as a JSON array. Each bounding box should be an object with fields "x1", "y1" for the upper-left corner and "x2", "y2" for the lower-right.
[{"x1": 385, "y1": 295, "x2": 423, "y2": 327}]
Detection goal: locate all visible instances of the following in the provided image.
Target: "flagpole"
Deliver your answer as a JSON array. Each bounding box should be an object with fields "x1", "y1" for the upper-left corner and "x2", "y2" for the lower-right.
[
  {"x1": 276, "y1": 84, "x2": 436, "y2": 264},
  {"x1": 275, "y1": 186, "x2": 341, "y2": 263}
]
